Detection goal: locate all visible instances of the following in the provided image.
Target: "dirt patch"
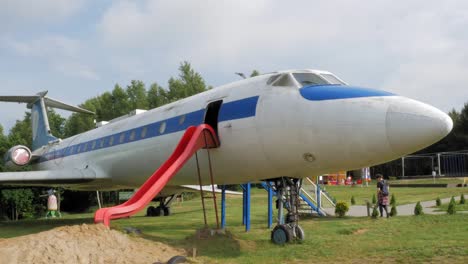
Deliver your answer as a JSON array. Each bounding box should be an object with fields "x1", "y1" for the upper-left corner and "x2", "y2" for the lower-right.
[
  {"x1": 353, "y1": 228, "x2": 368, "y2": 235},
  {"x1": 0, "y1": 224, "x2": 185, "y2": 264}
]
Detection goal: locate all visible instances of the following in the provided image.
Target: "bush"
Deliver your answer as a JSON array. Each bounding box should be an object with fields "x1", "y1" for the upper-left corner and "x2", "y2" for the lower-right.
[
  {"x1": 414, "y1": 201, "x2": 424, "y2": 216},
  {"x1": 447, "y1": 198, "x2": 456, "y2": 215},
  {"x1": 372, "y1": 194, "x2": 377, "y2": 204},
  {"x1": 335, "y1": 201, "x2": 349, "y2": 217},
  {"x1": 390, "y1": 205, "x2": 397, "y2": 217},
  {"x1": 390, "y1": 194, "x2": 396, "y2": 206},
  {"x1": 350, "y1": 196, "x2": 356, "y2": 205},
  {"x1": 460, "y1": 194, "x2": 465, "y2": 205},
  {"x1": 371, "y1": 206, "x2": 379, "y2": 218},
  {"x1": 436, "y1": 197, "x2": 441, "y2": 206}
]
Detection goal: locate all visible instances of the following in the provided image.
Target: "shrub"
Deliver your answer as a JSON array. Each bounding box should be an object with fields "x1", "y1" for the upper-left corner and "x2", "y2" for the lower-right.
[
  {"x1": 372, "y1": 194, "x2": 377, "y2": 204},
  {"x1": 460, "y1": 194, "x2": 465, "y2": 205},
  {"x1": 335, "y1": 201, "x2": 349, "y2": 217},
  {"x1": 390, "y1": 205, "x2": 397, "y2": 217},
  {"x1": 350, "y1": 196, "x2": 356, "y2": 205},
  {"x1": 447, "y1": 198, "x2": 456, "y2": 215},
  {"x1": 390, "y1": 194, "x2": 396, "y2": 206},
  {"x1": 371, "y1": 206, "x2": 379, "y2": 218},
  {"x1": 414, "y1": 201, "x2": 424, "y2": 216},
  {"x1": 436, "y1": 197, "x2": 441, "y2": 206}
]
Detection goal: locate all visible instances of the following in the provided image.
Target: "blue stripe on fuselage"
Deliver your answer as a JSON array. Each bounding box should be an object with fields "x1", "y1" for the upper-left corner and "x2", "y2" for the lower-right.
[
  {"x1": 299, "y1": 85, "x2": 394, "y2": 101},
  {"x1": 38, "y1": 96, "x2": 259, "y2": 163}
]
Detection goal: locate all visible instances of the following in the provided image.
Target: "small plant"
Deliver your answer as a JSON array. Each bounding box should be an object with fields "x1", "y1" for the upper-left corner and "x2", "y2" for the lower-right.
[
  {"x1": 436, "y1": 197, "x2": 441, "y2": 206},
  {"x1": 371, "y1": 205, "x2": 379, "y2": 218},
  {"x1": 351, "y1": 196, "x2": 356, "y2": 205},
  {"x1": 390, "y1": 205, "x2": 397, "y2": 217},
  {"x1": 447, "y1": 198, "x2": 456, "y2": 215},
  {"x1": 335, "y1": 201, "x2": 350, "y2": 217},
  {"x1": 460, "y1": 194, "x2": 465, "y2": 205},
  {"x1": 450, "y1": 196, "x2": 456, "y2": 205},
  {"x1": 372, "y1": 194, "x2": 377, "y2": 204},
  {"x1": 390, "y1": 194, "x2": 396, "y2": 206},
  {"x1": 414, "y1": 201, "x2": 424, "y2": 216}
]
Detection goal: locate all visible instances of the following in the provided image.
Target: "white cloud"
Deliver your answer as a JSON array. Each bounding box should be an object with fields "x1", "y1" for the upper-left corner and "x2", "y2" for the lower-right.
[
  {"x1": 4, "y1": 35, "x2": 99, "y2": 81},
  {"x1": 6, "y1": 36, "x2": 81, "y2": 58},
  {"x1": 0, "y1": 0, "x2": 86, "y2": 28}
]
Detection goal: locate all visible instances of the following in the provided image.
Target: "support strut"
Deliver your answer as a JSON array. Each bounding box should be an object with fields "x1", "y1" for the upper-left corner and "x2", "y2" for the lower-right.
[{"x1": 270, "y1": 177, "x2": 305, "y2": 245}]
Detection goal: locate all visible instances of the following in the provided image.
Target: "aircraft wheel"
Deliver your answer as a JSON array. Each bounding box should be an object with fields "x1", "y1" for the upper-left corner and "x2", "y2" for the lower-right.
[
  {"x1": 271, "y1": 224, "x2": 292, "y2": 245},
  {"x1": 163, "y1": 207, "x2": 171, "y2": 216},
  {"x1": 146, "y1": 206, "x2": 156, "y2": 217},
  {"x1": 295, "y1": 225, "x2": 305, "y2": 241},
  {"x1": 154, "y1": 206, "x2": 164, "y2": 217}
]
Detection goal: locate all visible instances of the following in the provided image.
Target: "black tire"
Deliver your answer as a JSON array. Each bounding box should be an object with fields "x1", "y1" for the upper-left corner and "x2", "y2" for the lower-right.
[
  {"x1": 271, "y1": 224, "x2": 292, "y2": 245},
  {"x1": 146, "y1": 206, "x2": 156, "y2": 217},
  {"x1": 154, "y1": 206, "x2": 164, "y2": 217},
  {"x1": 167, "y1": 255, "x2": 187, "y2": 264},
  {"x1": 163, "y1": 207, "x2": 171, "y2": 216},
  {"x1": 295, "y1": 225, "x2": 305, "y2": 241}
]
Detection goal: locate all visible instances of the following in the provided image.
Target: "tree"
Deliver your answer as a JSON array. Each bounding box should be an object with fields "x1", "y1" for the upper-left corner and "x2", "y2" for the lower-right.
[
  {"x1": 147, "y1": 83, "x2": 170, "y2": 109},
  {"x1": 0, "y1": 188, "x2": 34, "y2": 220},
  {"x1": 167, "y1": 61, "x2": 209, "y2": 102},
  {"x1": 414, "y1": 201, "x2": 424, "y2": 215},
  {"x1": 250, "y1": 70, "x2": 260, "y2": 77},
  {"x1": 127, "y1": 80, "x2": 148, "y2": 110},
  {"x1": 447, "y1": 197, "x2": 456, "y2": 215}
]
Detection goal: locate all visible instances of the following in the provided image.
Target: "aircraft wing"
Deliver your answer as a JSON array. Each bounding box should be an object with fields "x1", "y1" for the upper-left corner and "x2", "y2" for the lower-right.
[
  {"x1": 180, "y1": 185, "x2": 242, "y2": 195},
  {"x1": 0, "y1": 169, "x2": 100, "y2": 186}
]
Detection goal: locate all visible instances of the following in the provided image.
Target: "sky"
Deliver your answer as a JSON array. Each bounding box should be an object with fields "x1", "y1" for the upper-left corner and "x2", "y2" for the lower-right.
[{"x1": 1, "y1": 0, "x2": 467, "y2": 133}]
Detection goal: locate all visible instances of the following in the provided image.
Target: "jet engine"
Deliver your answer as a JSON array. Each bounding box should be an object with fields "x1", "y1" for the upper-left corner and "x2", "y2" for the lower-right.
[{"x1": 4, "y1": 145, "x2": 32, "y2": 170}]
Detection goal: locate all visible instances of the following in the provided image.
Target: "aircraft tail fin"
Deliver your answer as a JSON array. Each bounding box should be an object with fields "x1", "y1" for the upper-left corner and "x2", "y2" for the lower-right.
[{"x1": 0, "y1": 91, "x2": 94, "y2": 150}]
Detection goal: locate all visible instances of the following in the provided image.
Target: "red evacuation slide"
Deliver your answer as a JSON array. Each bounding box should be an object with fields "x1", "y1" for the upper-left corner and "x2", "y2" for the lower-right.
[{"x1": 94, "y1": 124, "x2": 220, "y2": 227}]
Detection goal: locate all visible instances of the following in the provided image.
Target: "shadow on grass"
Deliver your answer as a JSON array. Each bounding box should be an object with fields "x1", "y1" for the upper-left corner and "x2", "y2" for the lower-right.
[{"x1": 139, "y1": 228, "x2": 242, "y2": 259}]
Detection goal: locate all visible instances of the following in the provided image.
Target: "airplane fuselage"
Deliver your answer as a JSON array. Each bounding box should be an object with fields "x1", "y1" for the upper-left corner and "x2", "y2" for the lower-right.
[{"x1": 31, "y1": 70, "x2": 452, "y2": 190}]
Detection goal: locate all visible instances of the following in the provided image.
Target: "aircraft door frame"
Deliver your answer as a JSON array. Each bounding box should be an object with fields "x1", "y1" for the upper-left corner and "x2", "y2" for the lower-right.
[{"x1": 204, "y1": 100, "x2": 223, "y2": 137}]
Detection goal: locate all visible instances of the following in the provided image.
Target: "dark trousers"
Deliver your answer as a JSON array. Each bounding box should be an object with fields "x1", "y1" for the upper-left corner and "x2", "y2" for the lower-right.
[{"x1": 379, "y1": 203, "x2": 388, "y2": 217}]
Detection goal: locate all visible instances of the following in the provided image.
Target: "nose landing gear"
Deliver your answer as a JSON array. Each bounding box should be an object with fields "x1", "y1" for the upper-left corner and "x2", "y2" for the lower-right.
[{"x1": 269, "y1": 177, "x2": 305, "y2": 245}]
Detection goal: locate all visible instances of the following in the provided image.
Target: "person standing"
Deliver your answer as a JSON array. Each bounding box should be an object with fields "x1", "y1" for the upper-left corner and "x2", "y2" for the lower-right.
[
  {"x1": 376, "y1": 174, "x2": 389, "y2": 218},
  {"x1": 46, "y1": 189, "x2": 61, "y2": 218}
]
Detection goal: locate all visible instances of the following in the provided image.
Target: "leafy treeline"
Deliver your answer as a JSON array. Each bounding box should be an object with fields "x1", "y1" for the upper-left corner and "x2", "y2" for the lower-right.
[{"x1": 64, "y1": 61, "x2": 210, "y2": 137}]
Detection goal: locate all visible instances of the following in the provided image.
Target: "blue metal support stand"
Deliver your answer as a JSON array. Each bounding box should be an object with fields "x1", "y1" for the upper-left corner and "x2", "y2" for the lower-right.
[
  {"x1": 241, "y1": 183, "x2": 251, "y2": 232},
  {"x1": 268, "y1": 185, "x2": 273, "y2": 229},
  {"x1": 221, "y1": 185, "x2": 226, "y2": 229}
]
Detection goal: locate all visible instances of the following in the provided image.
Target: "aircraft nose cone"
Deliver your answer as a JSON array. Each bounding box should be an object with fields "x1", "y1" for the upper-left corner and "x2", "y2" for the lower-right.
[{"x1": 386, "y1": 98, "x2": 453, "y2": 155}]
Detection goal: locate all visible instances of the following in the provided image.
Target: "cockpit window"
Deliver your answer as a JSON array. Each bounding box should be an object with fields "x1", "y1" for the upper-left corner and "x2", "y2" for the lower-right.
[
  {"x1": 320, "y1": 73, "x2": 345, "y2": 85},
  {"x1": 292, "y1": 73, "x2": 329, "y2": 87}
]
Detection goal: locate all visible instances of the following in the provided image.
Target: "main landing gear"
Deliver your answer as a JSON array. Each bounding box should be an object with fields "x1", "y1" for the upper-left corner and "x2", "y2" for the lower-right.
[
  {"x1": 146, "y1": 195, "x2": 177, "y2": 217},
  {"x1": 269, "y1": 177, "x2": 305, "y2": 245}
]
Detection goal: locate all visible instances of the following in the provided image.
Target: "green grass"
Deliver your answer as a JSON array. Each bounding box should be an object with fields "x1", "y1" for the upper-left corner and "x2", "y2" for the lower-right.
[
  {"x1": 322, "y1": 183, "x2": 468, "y2": 206},
  {"x1": 390, "y1": 177, "x2": 466, "y2": 185},
  {"x1": 433, "y1": 201, "x2": 468, "y2": 212},
  {"x1": 1, "y1": 189, "x2": 468, "y2": 263}
]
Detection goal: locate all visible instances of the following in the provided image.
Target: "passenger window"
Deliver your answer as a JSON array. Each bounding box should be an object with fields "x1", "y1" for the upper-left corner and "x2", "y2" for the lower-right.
[
  {"x1": 159, "y1": 122, "x2": 166, "y2": 134},
  {"x1": 130, "y1": 130, "x2": 136, "y2": 141},
  {"x1": 92, "y1": 141, "x2": 96, "y2": 150},
  {"x1": 141, "y1": 127, "x2": 147, "y2": 138},
  {"x1": 179, "y1": 115, "x2": 186, "y2": 125},
  {"x1": 119, "y1": 133, "x2": 125, "y2": 143},
  {"x1": 109, "y1": 136, "x2": 114, "y2": 146}
]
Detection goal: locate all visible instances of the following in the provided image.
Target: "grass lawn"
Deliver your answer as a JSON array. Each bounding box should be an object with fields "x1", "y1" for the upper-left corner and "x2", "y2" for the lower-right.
[
  {"x1": 1, "y1": 189, "x2": 467, "y2": 263},
  {"x1": 321, "y1": 182, "x2": 468, "y2": 206}
]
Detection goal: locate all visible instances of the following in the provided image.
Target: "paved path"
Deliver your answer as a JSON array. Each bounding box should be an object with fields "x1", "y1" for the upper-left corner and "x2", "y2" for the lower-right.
[{"x1": 323, "y1": 197, "x2": 466, "y2": 217}]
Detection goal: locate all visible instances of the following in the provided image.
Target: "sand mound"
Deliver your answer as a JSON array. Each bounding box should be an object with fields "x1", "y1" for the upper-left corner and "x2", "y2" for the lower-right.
[{"x1": 0, "y1": 224, "x2": 185, "y2": 264}]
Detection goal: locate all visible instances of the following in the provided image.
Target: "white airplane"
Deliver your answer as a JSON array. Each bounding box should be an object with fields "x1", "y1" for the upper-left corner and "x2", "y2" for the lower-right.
[{"x1": 0, "y1": 69, "x2": 452, "y2": 244}]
